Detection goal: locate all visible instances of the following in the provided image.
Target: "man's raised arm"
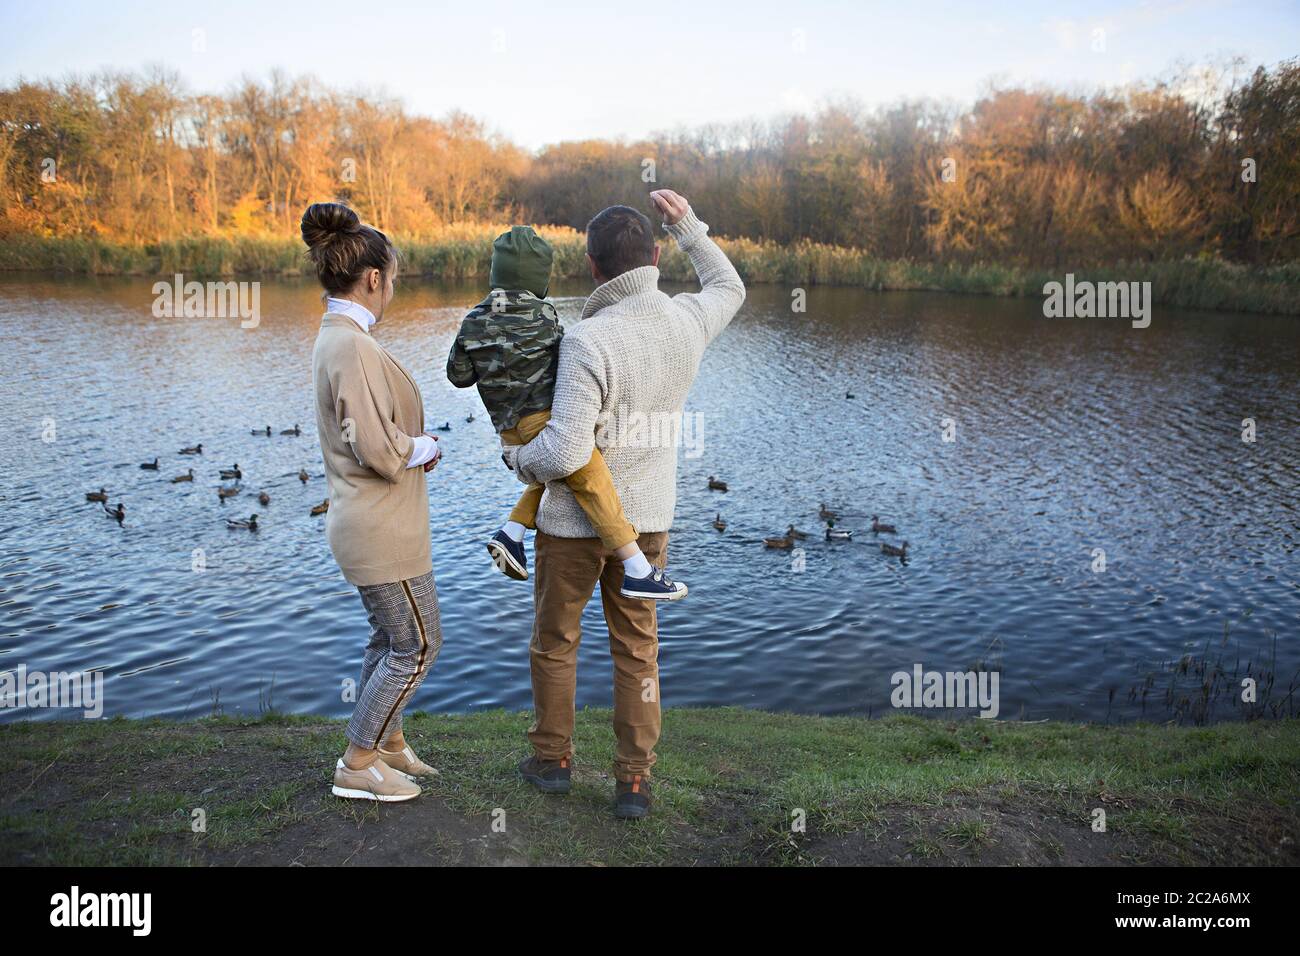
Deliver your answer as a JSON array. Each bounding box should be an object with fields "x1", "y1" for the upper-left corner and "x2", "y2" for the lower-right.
[{"x1": 651, "y1": 189, "x2": 746, "y2": 343}]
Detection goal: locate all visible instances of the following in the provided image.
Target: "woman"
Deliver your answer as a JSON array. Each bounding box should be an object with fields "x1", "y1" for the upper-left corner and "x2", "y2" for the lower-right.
[{"x1": 303, "y1": 201, "x2": 444, "y2": 802}]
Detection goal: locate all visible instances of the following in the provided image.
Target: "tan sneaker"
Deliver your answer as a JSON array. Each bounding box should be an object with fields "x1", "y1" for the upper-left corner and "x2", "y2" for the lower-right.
[
  {"x1": 332, "y1": 758, "x2": 421, "y2": 802},
  {"x1": 378, "y1": 744, "x2": 440, "y2": 778}
]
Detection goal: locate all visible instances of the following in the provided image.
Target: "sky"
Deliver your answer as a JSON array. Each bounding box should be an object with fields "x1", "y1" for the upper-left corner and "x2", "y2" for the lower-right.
[{"x1": 1, "y1": 0, "x2": 1296, "y2": 148}]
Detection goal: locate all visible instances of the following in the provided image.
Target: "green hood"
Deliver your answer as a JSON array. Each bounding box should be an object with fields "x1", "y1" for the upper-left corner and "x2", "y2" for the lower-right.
[{"x1": 489, "y1": 225, "x2": 553, "y2": 298}]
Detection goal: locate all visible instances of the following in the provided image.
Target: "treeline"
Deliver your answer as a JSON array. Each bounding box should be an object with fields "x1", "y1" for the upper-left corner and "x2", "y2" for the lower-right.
[{"x1": 1, "y1": 60, "x2": 1297, "y2": 266}]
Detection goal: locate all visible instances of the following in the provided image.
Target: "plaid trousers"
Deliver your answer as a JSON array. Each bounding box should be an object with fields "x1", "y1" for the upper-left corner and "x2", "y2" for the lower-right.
[{"x1": 346, "y1": 570, "x2": 442, "y2": 749}]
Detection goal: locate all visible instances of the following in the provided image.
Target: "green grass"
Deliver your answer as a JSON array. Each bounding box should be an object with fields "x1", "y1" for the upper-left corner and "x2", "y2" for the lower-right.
[
  {"x1": 1, "y1": 709, "x2": 1297, "y2": 866},
  {"x1": 2, "y1": 231, "x2": 1297, "y2": 314}
]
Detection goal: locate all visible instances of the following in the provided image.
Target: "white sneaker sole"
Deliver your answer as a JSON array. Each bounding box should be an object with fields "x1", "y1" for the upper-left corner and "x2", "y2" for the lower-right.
[
  {"x1": 330, "y1": 784, "x2": 420, "y2": 802},
  {"x1": 486, "y1": 539, "x2": 528, "y2": 580},
  {"x1": 619, "y1": 583, "x2": 689, "y2": 602}
]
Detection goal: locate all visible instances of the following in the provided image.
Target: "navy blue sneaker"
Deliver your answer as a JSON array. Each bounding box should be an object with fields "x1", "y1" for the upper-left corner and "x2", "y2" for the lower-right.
[
  {"x1": 619, "y1": 567, "x2": 688, "y2": 601},
  {"x1": 487, "y1": 530, "x2": 528, "y2": 580}
]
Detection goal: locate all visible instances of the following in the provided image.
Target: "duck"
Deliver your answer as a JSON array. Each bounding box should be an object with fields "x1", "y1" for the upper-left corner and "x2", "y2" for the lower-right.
[
  {"x1": 298, "y1": 469, "x2": 310, "y2": 484},
  {"x1": 219, "y1": 464, "x2": 242, "y2": 480},
  {"x1": 818, "y1": 503, "x2": 837, "y2": 521},
  {"x1": 139, "y1": 458, "x2": 159, "y2": 471},
  {"x1": 786, "y1": 525, "x2": 809, "y2": 540},
  {"x1": 280, "y1": 424, "x2": 301, "y2": 436},
  {"x1": 871, "y1": 515, "x2": 897, "y2": 534},
  {"x1": 763, "y1": 534, "x2": 795, "y2": 549},
  {"x1": 258, "y1": 491, "x2": 270, "y2": 506},
  {"x1": 881, "y1": 540, "x2": 909, "y2": 558},
  {"x1": 217, "y1": 486, "x2": 240, "y2": 501},
  {"x1": 103, "y1": 502, "x2": 125, "y2": 524},
  {"x1": 171, "y1": 469, "x2": 194, "y2": 483},
  {"x1": 466, "y1": 413, "x2": 476, "y2": 423},
  {"x1": 437, "y1": 422, "x2": 452, "y2": 432},
  {"x1": 252, "y1": 425, "x2": 272, "y2": 436},
  {"x1": 85, "y1": 488, "x2": 109, "y2": 503},
  {"x1": 180, "y1": 443, "x2": 203, "y2": 455},
  {"x1": 227, "y1": 514, "x2": 259, "y2": 531},
  {"x1": 707, "y1": 476, "x2": 728, "y2": 492},
  {"x1": 712, "y1": 512, "x2": 727, "y2": 532},
  {"x1": 846, "y1": 391, "x2": 856, "y2": 400},
  {"x1": 310, "y1": 499, "x2": 330, "y2": 516},
  {"x1": 826, "y1": 526, "x2": 853, "y2": 541}
]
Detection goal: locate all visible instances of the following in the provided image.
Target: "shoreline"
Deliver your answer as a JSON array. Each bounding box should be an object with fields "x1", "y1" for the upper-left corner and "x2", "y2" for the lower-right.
[
  {"x1": 3, "y1": 708, "x2": 1296, "y2": 866},
  {"x1": 2, "y1": 232, "x2": 1297, "y2": 316}
]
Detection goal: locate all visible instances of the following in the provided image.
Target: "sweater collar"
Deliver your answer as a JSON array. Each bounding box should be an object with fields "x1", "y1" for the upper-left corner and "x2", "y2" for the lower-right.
[{"x1": 581, "y1": 265, "x2": 660, "y2": 320}]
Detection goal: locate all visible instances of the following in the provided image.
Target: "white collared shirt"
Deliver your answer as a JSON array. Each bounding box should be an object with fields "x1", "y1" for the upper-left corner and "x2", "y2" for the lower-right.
[
  {"x1": 325, "y1": 296, "x2": 377, "y2": 332},
  {"x1": 323, "y1": 297, "x2": 439, "y2": 470}
]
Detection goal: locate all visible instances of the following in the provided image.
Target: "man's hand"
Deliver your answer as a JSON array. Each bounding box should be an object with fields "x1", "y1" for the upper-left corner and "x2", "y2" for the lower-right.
[{"x1": 649, "y1": 189, "x2": 689, "y2": 226}]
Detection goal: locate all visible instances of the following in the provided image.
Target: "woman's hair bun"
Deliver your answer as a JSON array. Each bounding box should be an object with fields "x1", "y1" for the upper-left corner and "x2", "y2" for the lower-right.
[{"x1": 301, "y1": 202, "x2": 361, "y2": 248}]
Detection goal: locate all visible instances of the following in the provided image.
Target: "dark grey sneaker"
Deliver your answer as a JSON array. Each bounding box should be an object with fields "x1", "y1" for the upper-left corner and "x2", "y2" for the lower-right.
[
  {"x1": 614, "y1": 775, "x2": 652, "y2": 819},
  {"x1": 518, "y1": 754, "x2": 571, "y2": 794},
  {"x1": 487, "y1": 530, "x2": 528, "y2": 580}
]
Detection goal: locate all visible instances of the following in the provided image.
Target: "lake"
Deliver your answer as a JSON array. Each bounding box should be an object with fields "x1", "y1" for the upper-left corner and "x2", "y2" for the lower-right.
[{"x1": 0, "y1": 274, "x2": 1295, "y2": 725}]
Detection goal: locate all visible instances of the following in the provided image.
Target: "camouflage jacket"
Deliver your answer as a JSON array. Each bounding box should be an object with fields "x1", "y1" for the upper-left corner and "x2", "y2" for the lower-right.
[{"x1": 446, "y1": 290, "x2": 563, "y2": 433}]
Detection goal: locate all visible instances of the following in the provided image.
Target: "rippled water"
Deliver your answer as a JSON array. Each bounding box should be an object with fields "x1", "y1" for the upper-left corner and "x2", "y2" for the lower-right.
[{"x1": 0, "y1": 275, "x2": 1295, "y2": 724}]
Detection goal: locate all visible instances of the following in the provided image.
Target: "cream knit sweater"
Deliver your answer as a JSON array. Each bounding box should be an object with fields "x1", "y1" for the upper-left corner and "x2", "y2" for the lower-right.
[{"x1": 510, "y1": 208, "x2": 745, "y2": 538}]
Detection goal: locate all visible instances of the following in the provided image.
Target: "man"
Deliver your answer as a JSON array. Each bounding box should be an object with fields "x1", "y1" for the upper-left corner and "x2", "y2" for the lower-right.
[{"x1": 504, "y1": 189, "x2": 745, "y2": 818}]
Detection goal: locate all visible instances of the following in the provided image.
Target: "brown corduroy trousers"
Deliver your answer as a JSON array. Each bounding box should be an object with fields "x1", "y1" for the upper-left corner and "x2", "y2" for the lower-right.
[{"x1": 527, "y1": 530, "x2": 666, "y2": 781}]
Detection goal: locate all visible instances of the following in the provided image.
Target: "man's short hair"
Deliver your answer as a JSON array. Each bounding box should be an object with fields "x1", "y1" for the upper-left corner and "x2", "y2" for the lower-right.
[{"x1": 586, "y1": 205, "x2": 655, "y2": 280}]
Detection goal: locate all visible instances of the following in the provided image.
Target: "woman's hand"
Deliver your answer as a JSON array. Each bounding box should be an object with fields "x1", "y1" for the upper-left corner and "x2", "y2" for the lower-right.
[{"x1": 422, "y1": 434, "x2": 441, "y2": 472}]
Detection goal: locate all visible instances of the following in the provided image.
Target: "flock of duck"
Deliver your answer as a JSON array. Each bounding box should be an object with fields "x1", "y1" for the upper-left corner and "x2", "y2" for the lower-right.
[
  {"x1": 85, "y1": 424, "x2": 328, "y2": 531},
  {"x1": 706, "y1": 477, "x2": 909, "y2": 561}
]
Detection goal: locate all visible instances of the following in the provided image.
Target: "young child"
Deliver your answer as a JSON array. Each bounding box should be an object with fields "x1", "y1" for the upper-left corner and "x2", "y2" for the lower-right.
[{"x1": 447, "y1": 225, "x2": 687, "y2": 601}]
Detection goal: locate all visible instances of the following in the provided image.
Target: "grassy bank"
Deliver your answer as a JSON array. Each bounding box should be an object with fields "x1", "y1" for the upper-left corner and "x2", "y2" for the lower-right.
[
  {"x1": 2, "y1": 709, "x2": 1297, "y2": 866},
  {"x1": 2, "y1": 229, "x2": 1298, "y2": 315}
]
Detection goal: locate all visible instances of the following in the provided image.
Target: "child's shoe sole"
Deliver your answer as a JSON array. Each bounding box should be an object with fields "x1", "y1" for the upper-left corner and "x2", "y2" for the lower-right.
[
  {"x1": 487, "y1": 539, "x2": 528, "y2": 580},
  {"x1": 619, "y1": 583, "x2": 689, "y2": 601}
]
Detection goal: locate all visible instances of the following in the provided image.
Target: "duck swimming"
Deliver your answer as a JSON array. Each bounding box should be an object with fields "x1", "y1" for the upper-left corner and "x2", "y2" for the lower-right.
[
  {"x1": 180, "y1": 444, "x2": 203, "y2": 455},
  {"x1": 219, "y1": 464, "x2": 242, "y2": 480},
  {"x1": 103, "y1": 502, "x2": 125, "y2": 524},
  {"x1": 217, "y1": 486, "x2": 240, "y2": 501},
  {"x1": 437, "y1": 422, "x2": 452, "y2": 432},
  {"x1": 786, "y1": 525, "x2": 809, "y2": 540},
  {"x1": 258, "y1": 491, "x2": 270, "y2": 506},
  {"x1": 171, "y1": 469, "x2": 194, "y2": 483},
  {"x1": 85, "y1": 488, "x2": 108, "y2": 503},
  {"x1": 818, "y1": 503, "x2": 837, "y2": 521},
  {"x1": 707, "y1": 476, "x2": 728, "y2": 492},
  {"x1": 310, "y1": 499, "x2": 330, "y2": 516},
  {"x1": 881, "y1": 540, "x2": 909, "y2": 558},
  {"x1": 712, "y1": 512, "x2": 727, "y2": 532},
  {"x1": 139, "y1": 458, "x2": 159, "y2": 471},
  {"x1": 252, "y1": 425, "x2": 272, "y2": 436},
  {"x1": 298, "y1": 469, "x2": 310, "y2": 484},
  {"x1": 871, "y1": 515, "x2": 897, "y2": 534},
  {"x1": 281, "y1": 424, "x2": 301, "y2": 436},
  {"x1": 466, "y1": 413, "x2": 475, "y2": 423},
  {"x1": 227, "y1": 514, "x2": 259, "y2": 531},
  {"x1": 763, "y1": 534, "x2": 795, "y2": 549},
  {"x1": 825, "y1": 527, "x2": 853, "y2": 541}
]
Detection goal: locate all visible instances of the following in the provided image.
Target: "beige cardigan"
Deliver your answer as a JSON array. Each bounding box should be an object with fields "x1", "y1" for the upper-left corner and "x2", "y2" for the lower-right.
[{"x1": 312, "y1": 313, "x2": 431, "y2": 586}]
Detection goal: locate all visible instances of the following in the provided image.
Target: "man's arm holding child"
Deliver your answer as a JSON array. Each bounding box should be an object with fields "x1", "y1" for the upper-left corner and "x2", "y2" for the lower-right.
[{"x1": 509, "y1": 333, "x2": 604, "y2": 485}]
